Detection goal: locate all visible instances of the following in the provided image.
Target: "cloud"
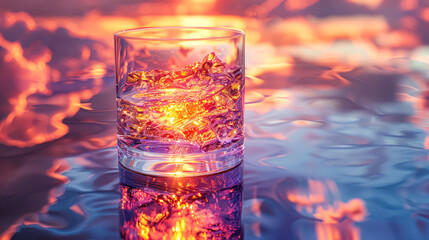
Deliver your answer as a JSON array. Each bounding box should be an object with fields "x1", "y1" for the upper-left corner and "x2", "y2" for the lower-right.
[{"x1": 0, "y1": 11, "x2": 107, "y2": 147}]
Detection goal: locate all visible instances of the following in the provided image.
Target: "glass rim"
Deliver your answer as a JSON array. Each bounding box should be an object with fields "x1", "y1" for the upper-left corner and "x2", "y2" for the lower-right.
[{"x1": 114, "y1": 26, "x2": 245, "y2": 41}]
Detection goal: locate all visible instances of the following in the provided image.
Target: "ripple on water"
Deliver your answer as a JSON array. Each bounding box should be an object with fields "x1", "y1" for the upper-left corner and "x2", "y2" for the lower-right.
[
  {"x1": 5, "y1": 51, "x2": 429, "y2": 240},
  {"x1": 10, "y1": 148, "x2": 120, "y2": 240},
  {"x1": 242, "y1": 197, "x2": 296, "y2": 240}
]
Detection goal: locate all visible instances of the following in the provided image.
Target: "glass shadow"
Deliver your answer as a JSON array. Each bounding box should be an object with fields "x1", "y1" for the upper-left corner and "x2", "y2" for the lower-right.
[{"x1": 118, "y1": 161, "x2": 243, "y2": 240}]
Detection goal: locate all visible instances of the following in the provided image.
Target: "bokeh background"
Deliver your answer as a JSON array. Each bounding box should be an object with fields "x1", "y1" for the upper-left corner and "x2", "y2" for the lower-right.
[{"x1": 1, "y1": 0, "x2": 429, "y2": 239}]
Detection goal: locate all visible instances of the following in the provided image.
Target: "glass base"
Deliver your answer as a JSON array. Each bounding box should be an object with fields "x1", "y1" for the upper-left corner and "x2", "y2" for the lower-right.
[{"x1": 118, "y1": 138, "x2": 244, "y2": 176}]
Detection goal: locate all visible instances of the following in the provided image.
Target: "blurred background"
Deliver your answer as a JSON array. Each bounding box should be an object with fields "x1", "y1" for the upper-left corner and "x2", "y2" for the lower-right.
[
  {"x1": 1, "y1": 0, "x2": 429, "y2": 149},
  {"x1": 1, "y1": 0, "x2": 429, "y2": 239}
]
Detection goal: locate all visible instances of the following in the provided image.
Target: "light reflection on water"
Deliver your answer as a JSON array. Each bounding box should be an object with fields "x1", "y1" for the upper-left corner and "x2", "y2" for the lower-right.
[
  {"x1": 2, "y1": 1, "x2": 429, "y2": 239},
  {"x1": 119, "y1": 163, "x2": 243, "y2": 239},
  {"x1": 4, "y1": 60, "x2": 429, "y2": 239}
]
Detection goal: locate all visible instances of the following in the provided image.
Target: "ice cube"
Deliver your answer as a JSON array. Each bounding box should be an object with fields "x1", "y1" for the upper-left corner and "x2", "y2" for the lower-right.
[{"x1": 120, "y1": 52, "x2": 243, "y2": 152}]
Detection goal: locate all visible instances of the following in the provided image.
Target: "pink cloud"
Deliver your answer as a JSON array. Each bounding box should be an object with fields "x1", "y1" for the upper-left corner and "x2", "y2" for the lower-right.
[{"x1": 0, "y1": 11, "x2": 107, "y2": 147}]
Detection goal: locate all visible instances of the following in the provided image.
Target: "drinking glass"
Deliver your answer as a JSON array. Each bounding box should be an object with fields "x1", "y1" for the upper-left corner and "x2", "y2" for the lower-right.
[{"x1": 114, "y1": 27, "x2": 245, "y2": 176}]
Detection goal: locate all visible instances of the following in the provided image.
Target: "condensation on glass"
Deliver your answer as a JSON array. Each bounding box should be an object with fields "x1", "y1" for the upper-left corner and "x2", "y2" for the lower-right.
[{"x1": 114, "y1": 27, "x2": 245, "y2": 176}]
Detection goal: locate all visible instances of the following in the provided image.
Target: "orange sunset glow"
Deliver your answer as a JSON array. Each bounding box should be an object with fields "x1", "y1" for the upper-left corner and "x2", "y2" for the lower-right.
[
  {"x1": 1, "y1": 0, "x2": 429, "y2": 239},
  {"x1": 1, "y1": 0, "x2": 426, "y2": 150}
]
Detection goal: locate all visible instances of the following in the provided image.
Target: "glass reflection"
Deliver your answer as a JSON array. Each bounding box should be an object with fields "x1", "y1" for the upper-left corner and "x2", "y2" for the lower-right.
[{"x1": 119, "y1": 162, "x2": 243, "y2": 240}]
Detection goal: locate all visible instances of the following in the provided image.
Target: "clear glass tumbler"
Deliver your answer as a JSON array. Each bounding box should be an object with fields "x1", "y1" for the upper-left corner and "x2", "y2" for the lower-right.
[{"x1": 114, "y1": 27, "x2": 245, "y2": 176}]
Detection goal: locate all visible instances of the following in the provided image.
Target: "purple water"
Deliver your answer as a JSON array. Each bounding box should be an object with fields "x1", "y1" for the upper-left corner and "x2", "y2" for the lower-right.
[
  {"x1": 3, "y1": 1, "x2": 429, "y2": 239},
  {"x1": 119, "y1": 163, "x2": 243, "y2": 239},
  {"x1": 2, "y1": 20, "x2": 429, "y2": 240},
  {"x1": 4, "y1": 60, "x2": 429, "y2": 239}
]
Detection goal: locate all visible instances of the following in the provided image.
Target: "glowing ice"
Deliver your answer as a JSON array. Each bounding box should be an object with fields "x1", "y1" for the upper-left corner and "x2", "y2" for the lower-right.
[{"x1": 117, "y1": 53, "x2": 244, "y2": 153}]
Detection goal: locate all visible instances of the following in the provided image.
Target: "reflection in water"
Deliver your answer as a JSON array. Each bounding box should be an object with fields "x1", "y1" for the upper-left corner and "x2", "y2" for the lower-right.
[
  {"x1": 3, "y1": 0, "x2": 429, "y2": 239},
  {"x1": 119, "y1": 162, "x2": 243, "y2": 240},
  {"x1": 282, "y1": 178, "x2": 366, "y2": 240}
]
